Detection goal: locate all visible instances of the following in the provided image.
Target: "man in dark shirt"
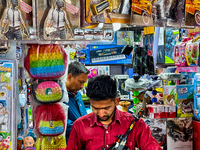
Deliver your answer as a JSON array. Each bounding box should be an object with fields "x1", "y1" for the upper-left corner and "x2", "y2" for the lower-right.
[
  {"x1": 67, "y1": 75, "x2": 162, "y2": 150},
  {"x1": 64, "y1": 62, "x2": 89, "y2": 143}
]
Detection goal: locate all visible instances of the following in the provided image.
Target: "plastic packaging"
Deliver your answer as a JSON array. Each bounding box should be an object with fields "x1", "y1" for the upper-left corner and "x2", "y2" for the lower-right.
[
  {"x1": 24, "y1": 44, "x2": 68, "y2": 80},
  {"x1": 0, "y1": 0, "x2": 33, "y2": 40}
]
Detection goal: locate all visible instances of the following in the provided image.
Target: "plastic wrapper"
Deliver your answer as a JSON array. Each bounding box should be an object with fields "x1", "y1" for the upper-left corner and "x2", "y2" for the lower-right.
[
  {"x1": 31, "y1": 80, "x2": 64, "y2": 104},
  {"x1": 37, "y1": 0, "x2": 80, "y2": 40},
  {"x1": 24, "y1": 44, "x2": 68, "y2": 80},
  {"x1": 165, "y1": 28, "x2": 181, "y2": 63},
  {"x1": 0, "y1": 59, "x2": 18, "y2": 150},
  {"x1": 130, "y1": 0, "x2": 166, "y2": 26},
  {"x1": 125, "y1": 78, "x2": 152, "y2": 91},
  {"x1": 32, "y1": 102, "x2": 68, "y2": 138},
  {"x1": 0, "y1": 0, "x2": 33, "y2": 40},
  {"x1": 185, "y1": 0, "x2": 200, "y2": 26},
  {"x1": 158, "y1": 73, "x2": 184, "y2": 80},
  {"x1": 86, "y1": 0, "x2": 131, "y2": 24},
  {"x1": 185, "y1": 38, "x2": 200, "y2": 66},
  {"x1": 165, "y1": 0, "x2": 185, "y2": 28}
]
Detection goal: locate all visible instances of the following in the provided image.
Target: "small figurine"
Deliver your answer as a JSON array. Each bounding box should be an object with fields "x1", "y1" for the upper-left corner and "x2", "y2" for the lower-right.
[{"x1": 23, "y1": 136, "x2": 35, "y2": 150}]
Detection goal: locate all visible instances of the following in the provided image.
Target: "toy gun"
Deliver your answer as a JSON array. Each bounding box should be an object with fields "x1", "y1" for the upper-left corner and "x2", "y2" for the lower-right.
[{"x1": 102, "y1": 108, "x2": 144, "y2": 150}]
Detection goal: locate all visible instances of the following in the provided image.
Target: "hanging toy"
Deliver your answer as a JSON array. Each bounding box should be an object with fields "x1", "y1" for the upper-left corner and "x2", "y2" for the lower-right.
[
  {"x1": 132, "y1": 75, "x2": 141, "y2": 113},
  {"x1": 151, "y1": 76, "x2": 158, "y2": 105}
]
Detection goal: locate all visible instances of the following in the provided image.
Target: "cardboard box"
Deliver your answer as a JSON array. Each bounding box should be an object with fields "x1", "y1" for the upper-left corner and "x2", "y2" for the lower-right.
[
  {"x1": 163, "y1": 85, "x2": 176, "y2": 106},
  {"x1": 143, "y1": 118, "x2": 167, "y2": 150},
  {"x1": 176, "y1": 85, "x2": 194, "y2": 118},
  {"x1": 167, "y1": 117, "x2": 193, "y2": 150}
]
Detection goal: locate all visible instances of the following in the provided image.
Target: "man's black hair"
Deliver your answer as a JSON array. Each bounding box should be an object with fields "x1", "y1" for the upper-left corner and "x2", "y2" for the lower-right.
[
  {"x1": 68, "y1": 62, "x2": 90, "y2": 77},
  {"x1": 86, "y1": 75, "x2": 117, "y2": 101}
]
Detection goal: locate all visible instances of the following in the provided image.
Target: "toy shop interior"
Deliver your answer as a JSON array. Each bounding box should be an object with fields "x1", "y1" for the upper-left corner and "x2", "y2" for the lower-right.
[{"x1": 1, "y1": 0, "x2": 200, "y2": 150}]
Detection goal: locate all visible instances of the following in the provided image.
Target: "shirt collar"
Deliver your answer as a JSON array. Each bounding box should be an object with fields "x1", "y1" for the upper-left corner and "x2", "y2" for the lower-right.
[
  {"x1": 67, "y1": 89, "x2": 78, "y2": 96},
  {"x1": 90, "y1": 107, "x2": 121, "y2": 127}
]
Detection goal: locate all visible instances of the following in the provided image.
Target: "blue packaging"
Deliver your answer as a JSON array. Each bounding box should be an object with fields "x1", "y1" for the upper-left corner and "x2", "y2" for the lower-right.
[{"x1": 194, "y1": 73, "x2": 200, "y2": 121}]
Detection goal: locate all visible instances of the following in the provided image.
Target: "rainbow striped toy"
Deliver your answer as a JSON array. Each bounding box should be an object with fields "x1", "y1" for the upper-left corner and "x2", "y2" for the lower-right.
[
  {"x1": 36, "y1": 103, "x2": 65, "y2": 136},
  {"x1": 32, "y1": 81, "x2": 63, "y2": 103},
  {"x1": 25, "y1": 44, "x2": 67, "y2": 79}
]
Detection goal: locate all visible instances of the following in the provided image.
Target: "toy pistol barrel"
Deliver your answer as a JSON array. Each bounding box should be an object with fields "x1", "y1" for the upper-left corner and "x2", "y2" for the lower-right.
[{"x1": 91, "y1": 0, "x2": 110, "y2": 15}]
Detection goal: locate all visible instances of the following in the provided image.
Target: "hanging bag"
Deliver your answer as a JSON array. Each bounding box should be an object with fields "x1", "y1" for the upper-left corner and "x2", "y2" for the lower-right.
[
  {"x1": 32, "y1": 80, "x2": 63, "y2": 103},
  {"x1": 25, "y1": 44, "x2": 67, "y2": 79},
  {"x1": 35, "y1": 103, "x2": 66, "y2": 136}
]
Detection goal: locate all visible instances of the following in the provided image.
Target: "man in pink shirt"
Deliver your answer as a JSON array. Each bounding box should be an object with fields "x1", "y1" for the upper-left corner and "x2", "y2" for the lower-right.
[{"x1": 67, "y1": 75, "x2": 162, "y2": 150}]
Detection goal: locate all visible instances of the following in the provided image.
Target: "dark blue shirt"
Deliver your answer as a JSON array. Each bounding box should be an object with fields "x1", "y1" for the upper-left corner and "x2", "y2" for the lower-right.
[{"x1": 64, "y1": 91, "x2": 87, "y2": 143}]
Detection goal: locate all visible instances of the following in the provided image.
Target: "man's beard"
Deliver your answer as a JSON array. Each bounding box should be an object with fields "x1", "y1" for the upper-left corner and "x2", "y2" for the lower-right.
[{"x1": 97, "y1": 108, "x2": 116, "y2": 121}]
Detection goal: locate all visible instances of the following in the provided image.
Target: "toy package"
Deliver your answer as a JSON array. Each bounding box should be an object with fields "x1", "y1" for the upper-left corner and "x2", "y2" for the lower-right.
[
  {"x1": 194, "y1": 73, "x2": 200, "y2": 121},
  {"x1": 157, "y1": 27, "x2": 165, "y2": 64},
  {"x1": 165, "y1": 28, "x2": 181, "y2": 63},
  {"x1": 130, "y1": 0, "x2": 166, "y2": 27},
  {"x1": 167, "y1": 117, "x2": 193, "y2": 150},
  {"x1": 0, "y1": 0, "x2": 33, "y2": 40},
  {"x1": 185, "y1": 38, "x2": 200, "y2": 66},
  {"x1": 143, "y1": 118, "x2": 167, "y2": 150},
  {"x1": 163, "y1": 85, "x2": 176, "y2": 106},
  {"x1": 174, "y1": 43, "x2": 188, "y2": 67},
  {"x1": 193, "y1": 120, "x2": 200, "y2": 150},
  {"x1": 37, "y1": 0, "x2": 79, "y2": 40},
  {"x1": 80, "y1": 0, "x2": 98, "y2": 28},
  {"x1": 185, "y1": 0, "x2": 200, "y2": 26},
  {"x1": 85, "y1": 0, "x2": 131, "y2": 24},
  {"x1": 0, "y1": 59, "x2": 17, "y2": 150},
  {"x1": 116, "y1": 31, "x2": 134, "y2": 46},
  {"x1": 165, "y1": 0, "x2": 185, "y2": 28},
  {"x1": 176, "y1": 85, "x2": 194, "y2": 118},
  {"x1": 115, "y1": 75, "x2": 129, "y2": 100}
]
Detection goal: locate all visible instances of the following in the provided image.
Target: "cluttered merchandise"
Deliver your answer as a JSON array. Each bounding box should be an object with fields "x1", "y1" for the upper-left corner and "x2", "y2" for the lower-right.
[{"x1": 2, "y1": 0, "x2": 200, "y2": 150}]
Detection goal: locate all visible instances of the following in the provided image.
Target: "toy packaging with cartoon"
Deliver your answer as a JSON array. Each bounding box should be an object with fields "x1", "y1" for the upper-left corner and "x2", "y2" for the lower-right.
[
  {"x1": 165, "y1": 28, "x2": 181, "y2": 64},
  {"x1": 174, "y1": 42, "x2": 188, "y2": 67},
  {"x1": 116, "y1": 31, "x2": 134, "y2": 46},
  {"x1": 163, "y1": 85, "x2": 176, "y2": 106},
  {"x1": 194, "y1": 73, "x2": 200, "y2": 121},
  {"x1": 0, "y1": 59, "x2": 17, "y2": 150},
  {"x1": 0, "y1": 0, "x2": 33, "y2": 40},
  {"x1": 185, "y1": 38, "x2": 200, "y2": 66},
  {"x1": 85, "y1": 0, "x2": 131, "y2": 24},
  {"x1": 143, "y1": 118, "x2": 167, "y2": 150},
  {"x1": 176, "y1": 85, "x2": 194, "y2": 118},
  {"x1": 167, "y1": 117, "x2": 193, "y2": 150},
  {"x1": 37, "y1": 0, "x2": 79, "y2": 40}
]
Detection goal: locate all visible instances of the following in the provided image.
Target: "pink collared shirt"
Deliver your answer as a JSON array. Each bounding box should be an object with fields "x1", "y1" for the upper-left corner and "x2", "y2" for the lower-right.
[{"x1": 67, "y1": 108, "x2": 162, "y2": 150}]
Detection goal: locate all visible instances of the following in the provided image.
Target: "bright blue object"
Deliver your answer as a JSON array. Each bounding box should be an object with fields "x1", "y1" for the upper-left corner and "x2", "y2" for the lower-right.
[
  {"x1": 64, "y1": 91, "x2": 87, "y2": 144},
  {"x1": 152, "y1": 97, "x2": 157, "y2": 103},
  {"x1": 152, "y1": 90, "x2": 157, "y2": 95},
  {"x1": 39, "y1": 127, "x2": 64, "y2": 135}
]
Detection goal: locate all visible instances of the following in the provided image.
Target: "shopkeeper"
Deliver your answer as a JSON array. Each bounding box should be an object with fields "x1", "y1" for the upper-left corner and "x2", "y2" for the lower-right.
[
  {"x1": 64, "y1": 62, "x2": 90, "y2": 143},
  {"x1": 67, "y1": 75, "x2": 162, "y2": 150}
]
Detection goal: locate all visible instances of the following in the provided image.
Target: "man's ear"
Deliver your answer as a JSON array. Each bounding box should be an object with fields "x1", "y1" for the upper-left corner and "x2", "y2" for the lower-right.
[
  {"x1": 115, "y1": 97, "x2": 120, "y2": 106},
  {"x1": 67, "y1": 73, "x2": 73, "y2": 82}
]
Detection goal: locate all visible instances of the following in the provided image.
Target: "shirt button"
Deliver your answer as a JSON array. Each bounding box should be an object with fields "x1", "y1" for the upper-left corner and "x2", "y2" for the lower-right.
[
  {"x1": 106, "y1": 145, "x2": 109, "y2": 148},
  {"x1": 106, "y1": 131, "x2": 108, "y2": 134}
]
